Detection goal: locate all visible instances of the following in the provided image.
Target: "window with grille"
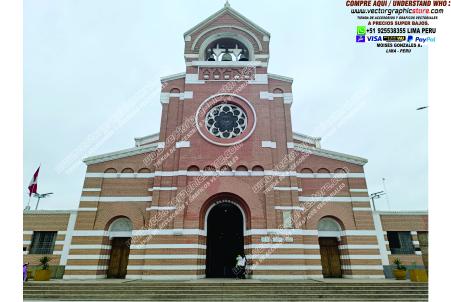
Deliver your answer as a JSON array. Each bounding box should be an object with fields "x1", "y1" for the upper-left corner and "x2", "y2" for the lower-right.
[
  {"x1": 29, "y1": 231, "x2": 57, "y2": 254},
  {"x1": 387, "y1": 231, "x2": 414, "y2": 254}
]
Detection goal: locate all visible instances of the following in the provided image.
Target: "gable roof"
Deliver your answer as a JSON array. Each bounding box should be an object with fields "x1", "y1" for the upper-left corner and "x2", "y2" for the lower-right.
[{"x1": 184, "y1": 3, "x2": 270, "y2": 39}]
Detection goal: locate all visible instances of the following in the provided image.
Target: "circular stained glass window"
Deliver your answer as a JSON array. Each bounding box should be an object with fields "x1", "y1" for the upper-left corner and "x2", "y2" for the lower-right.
[{"x1": 205, "y1": 104, "x2": 247, "y2": 139}]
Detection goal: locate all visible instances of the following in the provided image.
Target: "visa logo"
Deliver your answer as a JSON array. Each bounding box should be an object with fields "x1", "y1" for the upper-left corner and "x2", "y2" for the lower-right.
[{"x1": 367, "y1": 36, "x2": 382, "y2": 42}]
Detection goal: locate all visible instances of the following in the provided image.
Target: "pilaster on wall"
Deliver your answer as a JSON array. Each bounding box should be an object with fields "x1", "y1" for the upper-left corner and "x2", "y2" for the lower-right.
[
  {"x1": 263, "y1": 184, "x2": 277, "y2": 229},
  {"x1": 372, "y1": 212, "x2": 390, "y2": 265},
  {"x1": 174, "y1": 175, "x2": 188, "y2": 229},
  {"x1": 59, "y1": 211, "x2": 78, "y2": 266}
]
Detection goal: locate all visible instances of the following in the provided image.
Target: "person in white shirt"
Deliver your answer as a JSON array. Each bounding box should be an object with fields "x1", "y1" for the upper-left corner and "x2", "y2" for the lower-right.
[{"x1": 235, "y1": 254, "x2": 246, "y2": 279}]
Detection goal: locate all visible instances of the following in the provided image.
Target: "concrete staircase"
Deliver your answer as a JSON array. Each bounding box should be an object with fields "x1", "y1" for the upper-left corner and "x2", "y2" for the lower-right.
[{"x1": 23, "y1": 281, "x2": 428, "y2": 301}]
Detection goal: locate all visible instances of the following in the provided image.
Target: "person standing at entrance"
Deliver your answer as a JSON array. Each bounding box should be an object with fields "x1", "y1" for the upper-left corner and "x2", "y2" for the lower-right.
[
  {"x1": 235, "y1": 254, "x2": 246, "y2": 279},
  {"x1": 23, "y1": 263, "x2": 29, "y2": 282}
]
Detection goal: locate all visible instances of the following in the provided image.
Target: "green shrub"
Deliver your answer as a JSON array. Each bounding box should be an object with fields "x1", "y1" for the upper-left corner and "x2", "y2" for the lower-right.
[
  {"x1": 393, "y1": 257, "x2": 406, "y2": 271},
  {"x1": 39, "y1": 256, "x2": 51, "y2": 270}
]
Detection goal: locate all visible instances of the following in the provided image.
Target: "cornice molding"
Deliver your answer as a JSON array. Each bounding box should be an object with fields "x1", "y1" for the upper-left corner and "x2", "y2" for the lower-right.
[
  {"x1": 135, "y1": 132, "x2": 159, "y2": 147},
  {"x1": 160, "y1": 72, "x2": 186, "y2": 83},
  {"x1": 83, "y1": 144, "x2": 158, "y2": 166},
  {"x1": 376, "y1": 211, "x2": 428, "y2": 216},
  {"x1": 293, "y1": 132, "x2": 321, "y2": 148},
  {"x1": 294, "y1": 144, "x2": 368, "y2": 166},
  {"x1": 268, "y1": 73, "x2": 294, "y2": 83},
  {"x1": 24, "y1": 210, "x2": 77, "y2": 215}
]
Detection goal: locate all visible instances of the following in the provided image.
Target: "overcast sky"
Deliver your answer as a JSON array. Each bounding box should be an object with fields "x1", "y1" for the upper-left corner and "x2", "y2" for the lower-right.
[{"x1": 23, "y1": 0, "x2": 428, "y2": 211}]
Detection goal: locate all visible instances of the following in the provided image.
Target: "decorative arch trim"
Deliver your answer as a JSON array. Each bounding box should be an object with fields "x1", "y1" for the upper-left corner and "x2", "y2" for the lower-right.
[
  {"x1": 204, "y1": 200, "x2": 246, "y2": 234},
  {"x1": 199, "y1": 193, "x2": 251, "y2": 231},
  {"x1": 192, "y1": 25, "x2": 263, "y2": 53}
]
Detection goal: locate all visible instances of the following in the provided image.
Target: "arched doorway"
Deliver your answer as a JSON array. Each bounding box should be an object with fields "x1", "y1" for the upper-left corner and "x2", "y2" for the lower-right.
[
  {"x1": 206, "y1": 200, "x2": 244, "y2": 278},
  {"x1": 318, "y1": 217, "x2": 343, "y2": 278},
  {"x1": 106, "y1": 217, "x2": 132, "y2": 279}
]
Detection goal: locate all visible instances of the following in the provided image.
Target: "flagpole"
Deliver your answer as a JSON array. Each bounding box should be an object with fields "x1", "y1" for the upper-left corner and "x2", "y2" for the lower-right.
[
  {"x1": 34, "y1": 163, "x2": 41, "y2": 210},
  {"x1": 35, "y1": 195, "x2": 41, "y2": 210},
  {"x1": 25, "y1": 194, "x2": 31, "y2": 211}
]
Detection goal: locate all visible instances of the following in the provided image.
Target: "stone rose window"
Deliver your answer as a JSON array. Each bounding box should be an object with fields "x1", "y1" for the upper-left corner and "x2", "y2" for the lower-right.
[
  {"x1": 205, "y1": 104, "x2": 247, "y2": 139},
  {"x1": 196, "y1": 93, "x2": 256, "y2": 146}
]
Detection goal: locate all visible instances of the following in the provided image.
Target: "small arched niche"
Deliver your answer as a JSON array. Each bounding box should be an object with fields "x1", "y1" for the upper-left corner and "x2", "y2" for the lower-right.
[
  {"x1": 334, "y1": 168, "x2": 347, "y2": 174},
  {"x1": 220, "y1": 165, "x2": 232, "y2": 171},
  {"x1": 203, "y1": 165, "x2": 216, "y2": 172},
  {"x1": 252, "y1": 165, "x2": 264, "y2": 171},
  {"x1": 187, "y1": 165, "x2": 200, "y2": 172},
  {"x1": 236, "y1": 165, "x2": 248, "y2": 172},
  {"x1": 108, "y1": 217, "x2": 133, "y2": 239}
]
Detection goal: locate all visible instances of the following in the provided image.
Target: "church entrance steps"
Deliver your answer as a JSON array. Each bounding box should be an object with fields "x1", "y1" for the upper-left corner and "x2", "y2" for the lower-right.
[{"x1": 24, "y1": 281, "x2": 428, "y2": 301}]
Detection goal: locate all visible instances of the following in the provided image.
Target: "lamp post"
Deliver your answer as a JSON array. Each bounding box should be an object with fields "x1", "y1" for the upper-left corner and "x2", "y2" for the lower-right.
[
  {"x1": 369, "y1": 191, "x2": 386, "y2": 211},
  {"x1": 33, "y1": 192, "x2": 53, "y2": 210}
]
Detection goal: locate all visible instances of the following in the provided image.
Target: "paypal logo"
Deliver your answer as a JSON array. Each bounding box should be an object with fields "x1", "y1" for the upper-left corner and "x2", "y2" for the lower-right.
[{"x1": 415, "y1": 37, "x2": 436, "y2": 43}]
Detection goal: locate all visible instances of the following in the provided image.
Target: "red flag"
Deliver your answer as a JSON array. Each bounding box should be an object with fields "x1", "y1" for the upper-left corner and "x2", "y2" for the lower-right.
[{"x1": 28, "y1": 166, "x2": 40, "y2": 197}]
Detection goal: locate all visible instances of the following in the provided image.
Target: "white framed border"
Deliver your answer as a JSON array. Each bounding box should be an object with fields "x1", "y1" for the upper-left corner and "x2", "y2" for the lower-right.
[{"x1": 195, "y1": 93, "x2": 257, "y2": 147}]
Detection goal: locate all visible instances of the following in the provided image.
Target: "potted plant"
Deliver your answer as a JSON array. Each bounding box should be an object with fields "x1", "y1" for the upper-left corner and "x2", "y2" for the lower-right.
[
  {"x1": 392, "y1": 257, "x2": 407, "y2": 280},
  {"x1": 410, "y1": 261, "x2": 428, "y2": 282},
  {"x1": 34, "y1": 256, "x2": 52, "y2": 281}
]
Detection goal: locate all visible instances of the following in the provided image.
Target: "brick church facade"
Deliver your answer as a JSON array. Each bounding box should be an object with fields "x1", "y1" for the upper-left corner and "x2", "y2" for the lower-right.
[{"x1": 23, "y1": 4, "x2": 428, "y2": 280}]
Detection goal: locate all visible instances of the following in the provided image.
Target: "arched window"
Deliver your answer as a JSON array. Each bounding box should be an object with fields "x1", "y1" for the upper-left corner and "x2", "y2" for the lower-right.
[
  {"x1": 170, "y1": 88, "x2": 180, "y2": 93},
  {"x1": 108, "y1": 217, "x2": 133, "y2": 239},
  {"x1": 205, "y1": 38, "x2": 249, "y2": 62},
  {"x1": 138, "y1": 168, "x2": 151, "y2": 173},
  {"x1": 273, "y1": 88, "x2": 284, "y2": 94},
  {"x1": 121, "y1": 168, "x2": 134, "y2": 173},
  {"x1": 300, "y1": 168, "x2": 313, "y2": 173},
  {"x1": 317, "y1": 168, "x2": 330, "y2": 173},
  {"x1": 318, "y1": 217, "x2": 342, "y2": 232},
  {"x1": 104, "y1": 168, "x2": 117, "y2": 173},
  {"x1": 318, "y1": 217, "x2": 343, "y2": 239},
  {"x1": 220, "y1": 165, "x2": 232, "y2": 171}
]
